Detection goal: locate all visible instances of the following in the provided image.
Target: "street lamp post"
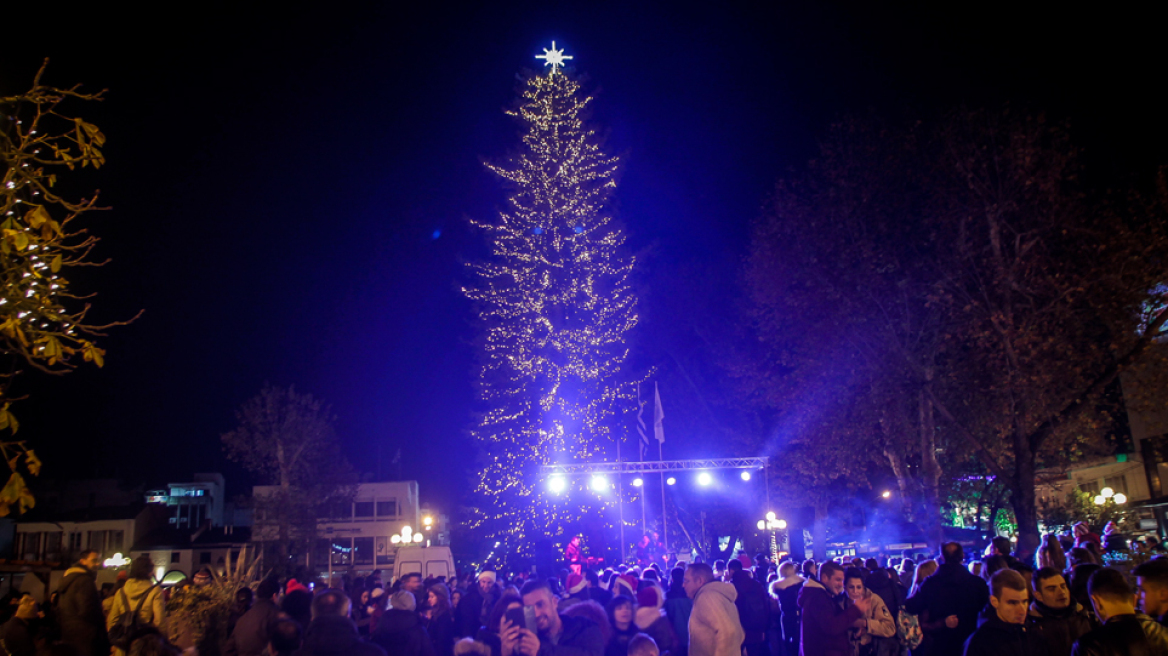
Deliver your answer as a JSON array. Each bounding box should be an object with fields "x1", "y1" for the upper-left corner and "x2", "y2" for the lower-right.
[
  {"x1": 1093, "y1": 487, "x2": 1128, "y2": 506},
  {"x1": 756, "y1": 512, "x2": 787, "y2": 560}
]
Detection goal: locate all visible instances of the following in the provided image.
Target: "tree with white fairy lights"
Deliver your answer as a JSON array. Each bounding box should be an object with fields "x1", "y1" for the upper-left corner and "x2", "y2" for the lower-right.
[{"x1": 464, "y1": 43, "x2": 639, "y2": 562}]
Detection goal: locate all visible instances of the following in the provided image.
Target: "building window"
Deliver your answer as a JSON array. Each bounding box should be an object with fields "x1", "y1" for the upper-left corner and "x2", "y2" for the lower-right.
[
  {"x1": 109, "y1": 531, "x2": 124, "y2": 552},
  {"x1": 68, "y1": 532, "x2": 82, "y2": 552},
  {"x1": 354, "y1": 537, "x2": 374, "y2": 565},
  {"x1": 1079, "y1": 481, "x2": 1100, "y2": 496},
  {"x1": 355, "y1": 502, "x2": 374, "y2": 518},
  {"x1": 171, "y1": 552, "x2": 181, "y2": 564},
  {"x1": 200, "y1": 552, "x2": 211, "y2": 564},
  {"x1": 377, "y1": 500, "x2": 397, "y2": 518},
  {"x1": 1103, "y1": 475, "x2": 1128, "y2": 496}
]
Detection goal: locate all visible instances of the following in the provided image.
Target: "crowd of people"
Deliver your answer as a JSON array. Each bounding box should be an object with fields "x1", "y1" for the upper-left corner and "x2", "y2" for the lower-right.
[{"x1": 4, "y1": 525, "x2": 1168, "y2": 656}]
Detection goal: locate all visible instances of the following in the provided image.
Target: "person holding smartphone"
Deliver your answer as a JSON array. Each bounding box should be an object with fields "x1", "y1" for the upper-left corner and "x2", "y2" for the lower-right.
[{"x1": 500, "y1": 581, "x2": 603, "y2": 656}]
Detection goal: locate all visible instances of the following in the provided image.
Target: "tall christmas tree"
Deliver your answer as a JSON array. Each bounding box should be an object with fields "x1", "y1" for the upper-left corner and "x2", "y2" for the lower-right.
[{"x1": 464, "y1": 44, "x2": 638, "y2": 561}]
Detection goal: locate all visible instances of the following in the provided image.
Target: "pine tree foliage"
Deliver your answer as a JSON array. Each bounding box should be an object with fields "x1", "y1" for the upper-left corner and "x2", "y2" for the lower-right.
[{"x1": 464, "y1": 68, "x2": 638, "y2": 557}]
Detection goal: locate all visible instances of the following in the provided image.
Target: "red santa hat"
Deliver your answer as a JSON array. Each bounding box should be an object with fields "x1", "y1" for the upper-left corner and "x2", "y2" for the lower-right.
[
  {"x1": 612, "y1": 573, "x2": 638, "y2": 597},
  {"x1": 566, "y1": 572, "x2": 587, "y2": 595},
  {"x1": 636, "y1": 585, "x2": 663, "y2": 609},
  {"x1": 285, "y1": 579, "x2": 309, "y2": 594}
]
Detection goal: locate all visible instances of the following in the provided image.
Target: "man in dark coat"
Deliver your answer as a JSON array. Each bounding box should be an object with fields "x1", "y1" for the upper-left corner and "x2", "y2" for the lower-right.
[
  {"x1": 1027, "y1": 568, "x2": 1093, "y2": 656},
  {"x1": 797, "y1": 561, "x2": 868, "y2": 656},
  {"x1": 0, "y1": 594, "x2": 39, "y2": 656},
  {"x1": 1072, "y1": 568, "x2": 1168, "y2": 656},
  {"x1": 293, "y1": 589, "x2": 386, "y2": 656},
  {"x1": 904, "y1": 542, "x2": 988, "y2": 655},
  {"x1": 727, "y1": 560, "x2": 769, "y2": 656},
  {"x1": 371, "y1": 591, "x2": 435, "y2": 656},
  {"x1": 225, "y1": 579, "x2": 282, "y2": 656},
  {"x1": 964, "y1": 570, "x2": 1048, "y2": 656},
  {"x1": 55, "y1": 549, "x2": 107, "y2": 656},
  {"x1": 503, "y1": 580, "x2": 603, "y2": 656}
]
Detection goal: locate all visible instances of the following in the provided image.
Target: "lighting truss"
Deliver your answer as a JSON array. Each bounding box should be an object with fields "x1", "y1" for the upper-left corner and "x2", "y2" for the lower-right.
[{"x1": 538, "y1": 457, "x2": 769, "y2": 476}]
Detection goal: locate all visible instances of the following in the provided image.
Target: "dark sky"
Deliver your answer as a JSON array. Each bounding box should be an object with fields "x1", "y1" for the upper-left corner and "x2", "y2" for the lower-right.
[{"x1": 2, "y1": 1, "x2": 1165, "y2": 510}]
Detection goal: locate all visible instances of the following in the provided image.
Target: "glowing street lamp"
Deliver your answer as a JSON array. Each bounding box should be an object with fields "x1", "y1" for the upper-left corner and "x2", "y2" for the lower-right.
[
  {"x1": 757, "y1": 512, "x2": 787, "y2": 559},
  {"x1": 391, "y1": 525, "x2": 425, "y2": 544},
  {"x1": 1114, "y1": 493, "x2": 1128, "y2": 504},
  {"x1": 423, "y1": 516, "x2": 433, "y2": 528},
  {"x1": 1094, "y1": 495, "x2": 1106, "y2": 506}
]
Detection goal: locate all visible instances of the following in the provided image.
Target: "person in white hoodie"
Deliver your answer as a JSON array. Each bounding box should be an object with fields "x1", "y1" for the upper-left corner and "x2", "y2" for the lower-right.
[
  {"x1": 681, "y1": 564, "x2": 744, "y2": 656},
  {"x1": 106, "y1": 554, "x2": 165, "y2": 656}
]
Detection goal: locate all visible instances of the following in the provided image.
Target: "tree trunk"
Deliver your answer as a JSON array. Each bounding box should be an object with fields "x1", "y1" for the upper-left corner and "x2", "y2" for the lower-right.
[
  {"x1": 1012, "y1": 452, "x2": 1041, "y2": 561},
  {"x1": 918, "y1": 383, "x2": 944, "y2": 555},
  {"x1": 812, "y1": 502, "x2": 828, "y2": 561}
]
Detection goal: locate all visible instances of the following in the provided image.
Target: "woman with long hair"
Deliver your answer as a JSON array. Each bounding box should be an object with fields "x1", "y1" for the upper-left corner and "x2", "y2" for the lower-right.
[
  {"x1": 605, "y1": 596, "x2": 638, "y2": 656},
  {"x1": 1036, "y1": 534, "x2": 1067, "y2": 572},
  {"x1": 478, "y1": 592, "x2": 522, "y2": 656},
  {"x1": 428, "y1": 583, "x2": 457, "y2": 656}
]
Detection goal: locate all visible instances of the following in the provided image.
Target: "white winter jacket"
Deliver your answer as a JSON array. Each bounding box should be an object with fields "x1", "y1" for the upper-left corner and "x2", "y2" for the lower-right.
[{"x1": 687, "y1": 581, "x2": 745, "y2": 656}]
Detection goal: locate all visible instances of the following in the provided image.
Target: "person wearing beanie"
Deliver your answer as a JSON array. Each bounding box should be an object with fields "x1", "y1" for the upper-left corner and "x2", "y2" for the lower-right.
[
  {"x1": 457, "y1": 571, "x2": 501, "y2": 639},
  {"x1": 634, "y1": 587, "x2": 679, "y2": 656},
  {"x1": 371, "y1": 591, "x2": 434, "y2": 656}
]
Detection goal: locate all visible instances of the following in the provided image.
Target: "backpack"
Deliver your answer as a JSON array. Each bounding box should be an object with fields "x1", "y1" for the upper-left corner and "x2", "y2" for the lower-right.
[
  {"x1": 896, "y1": 610, "x2": 923, "y2": 650},
  {"x1": 108, "y1": 585, "x2": 157, "y2": 650}
]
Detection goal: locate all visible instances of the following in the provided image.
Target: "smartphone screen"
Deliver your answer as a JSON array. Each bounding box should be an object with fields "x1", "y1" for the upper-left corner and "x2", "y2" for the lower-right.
[
  {"x1": 523, "y1": 605, "x2": 537, "y2": 633},
  {"x1": 504, "y1": 607, "x2": 525, "y2": 631}
]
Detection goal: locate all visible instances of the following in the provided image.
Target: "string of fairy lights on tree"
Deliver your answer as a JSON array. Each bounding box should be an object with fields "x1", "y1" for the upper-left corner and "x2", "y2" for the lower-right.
[{"x1": 463, "y1": 43, "x2": 640, "y2": 561}]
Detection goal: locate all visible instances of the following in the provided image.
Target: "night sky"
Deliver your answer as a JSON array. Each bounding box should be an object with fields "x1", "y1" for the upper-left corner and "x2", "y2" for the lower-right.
[{"x1": 2, "y1": 1, "x2": 1165, "y2": 511}]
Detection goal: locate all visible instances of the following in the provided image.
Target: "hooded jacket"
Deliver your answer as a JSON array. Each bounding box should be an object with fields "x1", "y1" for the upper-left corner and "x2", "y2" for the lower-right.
[
  {"x1": 796, "y1": 579, "x2": 862, "y2": 656},
  {"x1": 688, "y1": 581, "x2": 744, "y2": 656},
  {"x1": 106, "y1": 578, "x2": 164, "y2": 656},
  {"x1": 56, "y1": 565, "x2": 108, "y2": 656},
  {"x1": 1027, "y1": 599, "x2": 1094, "y2": 656},
  {"x1": 372, "y1": 608, "x2": 436, "y2": 656},
  {"x1": 295, "y1": 614, "x2": 387, "y2": 656}
]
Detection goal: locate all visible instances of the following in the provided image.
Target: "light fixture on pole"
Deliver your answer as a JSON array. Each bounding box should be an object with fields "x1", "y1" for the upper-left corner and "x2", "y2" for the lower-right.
[
  {"x1": 757, "y1": 512, "x2": 787, "y2": 559},
  {"x1": 391, "y1": 525, "x2": 424, "y2": 544}
]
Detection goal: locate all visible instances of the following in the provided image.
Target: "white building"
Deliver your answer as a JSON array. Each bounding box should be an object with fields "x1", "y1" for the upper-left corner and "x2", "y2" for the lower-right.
[
  {"x1": 13, "y1": 504, "x2": 166, "y2": 565},
  {"x1": 252, "y1": 480, "x2": 435, "y2": 578}
]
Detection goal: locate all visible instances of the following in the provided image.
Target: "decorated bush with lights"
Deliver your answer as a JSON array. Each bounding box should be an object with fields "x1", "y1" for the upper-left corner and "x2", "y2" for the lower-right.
[{"x1": 463, "y1": 44, "x2": 639, "y2": 563}]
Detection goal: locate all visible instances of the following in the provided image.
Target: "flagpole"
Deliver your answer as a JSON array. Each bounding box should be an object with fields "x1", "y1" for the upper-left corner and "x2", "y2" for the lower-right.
[{"x1": 659, "y1": 439, "x2": 668, "y2": 555}]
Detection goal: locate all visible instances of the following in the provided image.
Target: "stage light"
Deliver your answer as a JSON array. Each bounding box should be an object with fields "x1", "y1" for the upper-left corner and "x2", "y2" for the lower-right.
[
  {"x1": 590, "y1": 475, "x2": 608, "y2": 492},
  {"x1": 632, "y1": 478, "x2": 643, "y2": 487},
  {"x1": 548, "y1": 477, "x2": 566, "y2": 494},
  {"x1": 666, "y1": 477, "x2": 676, "y2": 486},
  {"x1": 740, "y1": 471, "x2": 751, "y2": 481},
  {"x1": 697, "y1": 472, "x2": 712, "y2": 486}
]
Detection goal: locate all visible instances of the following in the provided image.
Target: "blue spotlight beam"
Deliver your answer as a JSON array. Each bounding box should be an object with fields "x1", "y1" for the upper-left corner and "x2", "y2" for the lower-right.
[{"x1": 538, "y1": 457, "x2": 769, "y2": 476}]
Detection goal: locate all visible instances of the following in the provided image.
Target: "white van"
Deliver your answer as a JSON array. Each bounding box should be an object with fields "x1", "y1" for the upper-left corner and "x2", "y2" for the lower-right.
[{"x1": 393, "y1": 546, "x2": 454, "y2": 581}]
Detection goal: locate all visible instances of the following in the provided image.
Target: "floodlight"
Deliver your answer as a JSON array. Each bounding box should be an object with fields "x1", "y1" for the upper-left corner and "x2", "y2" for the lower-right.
[
  {"x1": 740, "y1": 471, "x2": 752, "y2": 481},
  {"x1": 590, "y1": 475, "x2": 609, "y2": 492},
  {"x1": 697, "y1": 472, "x2": 713, "y2": 486},
  {"x1": 666, "y1": 477, "x2": 676, "y2": 486},
  {"x1": 548, "y1": 477, "x2": 567, "y2": 494},
  {"x1": 632, "y1": 478, "x2": 644, "y2": 487}
]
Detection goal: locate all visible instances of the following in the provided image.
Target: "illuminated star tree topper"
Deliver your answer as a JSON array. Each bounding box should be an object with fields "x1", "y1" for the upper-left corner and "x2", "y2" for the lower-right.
[{"x1": 536, "y1": 41, "x2": 573, "y2": 74}]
